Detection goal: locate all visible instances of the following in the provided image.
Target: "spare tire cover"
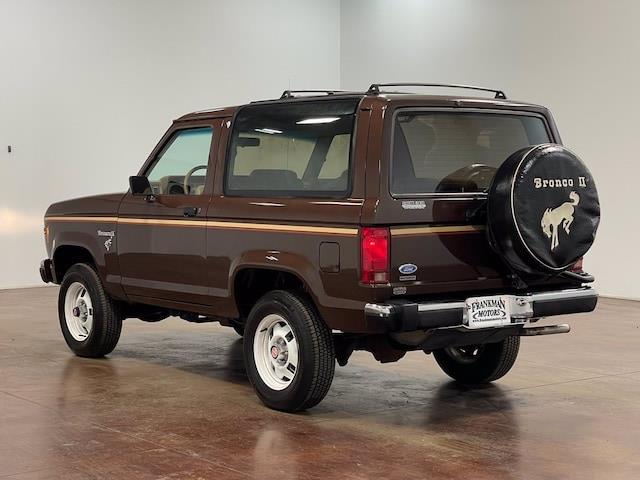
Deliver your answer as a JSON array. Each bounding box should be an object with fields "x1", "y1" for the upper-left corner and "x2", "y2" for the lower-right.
[{"x1": 487, "y1": 144, "x2": 600, "y2": 274}]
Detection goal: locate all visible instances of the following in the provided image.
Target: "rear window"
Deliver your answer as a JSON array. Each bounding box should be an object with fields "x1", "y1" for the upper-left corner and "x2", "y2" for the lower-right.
[
  {"x1": 391, "y1": 111, "x2": 550, "y2": 195},
  {"x1": 225, "y1": 99, "x2": 359, "y2": 197}
]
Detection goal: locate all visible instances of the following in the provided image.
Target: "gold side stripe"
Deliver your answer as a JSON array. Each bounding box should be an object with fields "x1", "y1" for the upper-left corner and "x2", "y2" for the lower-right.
[
  {"x1": 391, "y1": 225, "x2": 485, "y2": 236},
  {"x1": 46, "y1": 216, "x2": 118, "y2": 223},
  {"x1": 45, "y1": 216, "x2": 358, "y2": 236},
  {"x1": 206, "y1": 221, "x2": 357, "y2": 235},
  {"x1": 45, "y1": 216, "x2": 480, "y2": 236},
  {"x1": 117, "y1": 218, "x2": 204, "y2": 228}
]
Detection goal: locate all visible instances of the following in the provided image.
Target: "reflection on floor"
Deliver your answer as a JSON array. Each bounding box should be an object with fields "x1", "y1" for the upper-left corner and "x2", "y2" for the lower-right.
[{"x1": 0, "y1": 287, "x2": 639, "y2": 479}]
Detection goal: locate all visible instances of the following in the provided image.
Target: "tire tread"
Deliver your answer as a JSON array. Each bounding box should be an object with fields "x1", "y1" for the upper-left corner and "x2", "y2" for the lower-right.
[{"x1": 434, "y1": 336, "x2": 520, "y2": 384}]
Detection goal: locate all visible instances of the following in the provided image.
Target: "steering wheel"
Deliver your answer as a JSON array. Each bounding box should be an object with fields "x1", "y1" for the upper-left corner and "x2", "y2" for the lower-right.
[
  {"x1": 435, "y1": 164, "x2": 497, "y2": 193},
  {"x1": 183, "y1": 165, "x2": 208, "y2": 195}
]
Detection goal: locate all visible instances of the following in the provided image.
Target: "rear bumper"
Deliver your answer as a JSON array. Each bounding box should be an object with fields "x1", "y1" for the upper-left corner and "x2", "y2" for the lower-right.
[
  {"x1": 365, "y1": 287, "x2": 598, "y2": 332},
  {"x1": 39, "y1": 259, "x2": 54, "y2": 284}
]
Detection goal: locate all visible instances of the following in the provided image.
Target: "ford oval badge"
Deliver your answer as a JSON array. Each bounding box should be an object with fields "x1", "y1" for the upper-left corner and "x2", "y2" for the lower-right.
[{"x1": 399, "y1": 263, "x2": 418, "y2": 275}]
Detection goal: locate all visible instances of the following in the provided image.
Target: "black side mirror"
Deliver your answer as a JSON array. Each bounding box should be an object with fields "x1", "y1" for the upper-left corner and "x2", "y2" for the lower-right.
[{"x1": 129, "y1": 176, "x2": 152, "y2": 195}]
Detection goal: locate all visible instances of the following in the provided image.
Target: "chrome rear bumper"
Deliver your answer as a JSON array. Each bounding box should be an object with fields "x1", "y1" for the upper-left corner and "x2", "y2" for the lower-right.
[{"x1": 365, "y1": 287, "x2": 598, "y2": 332}]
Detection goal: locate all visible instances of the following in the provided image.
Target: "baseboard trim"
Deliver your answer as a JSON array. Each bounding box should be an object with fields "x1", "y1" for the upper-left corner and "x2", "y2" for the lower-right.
[
  {"x1": 599, "y1": 294, "x2": 640, "y2": 303},
  {"x1": 0, "y1": 284, "x2": 55, "y2": 291}
]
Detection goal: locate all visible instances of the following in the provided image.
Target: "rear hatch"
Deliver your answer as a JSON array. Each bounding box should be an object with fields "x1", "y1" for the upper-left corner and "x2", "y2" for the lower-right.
[{"x1": 382, "y1": 108, "x2": 555, "y2": 296}]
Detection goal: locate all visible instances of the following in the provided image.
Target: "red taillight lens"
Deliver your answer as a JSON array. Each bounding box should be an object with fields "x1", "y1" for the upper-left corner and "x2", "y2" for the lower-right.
[
  {"x1": 571, "y1": 257, "x2": 584, "y2": 272},
  {"x1": 361, "y1": 227, "x2": 390, "y2": 284}
]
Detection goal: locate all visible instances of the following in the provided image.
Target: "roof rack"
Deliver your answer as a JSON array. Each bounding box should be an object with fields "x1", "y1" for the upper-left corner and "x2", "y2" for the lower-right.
[
  {"x1": 280, "y1": 89, "x2": 347, "y2": 99},
  {"x1": 367, "y1": 83, "x2": 507, "y2": 99}
]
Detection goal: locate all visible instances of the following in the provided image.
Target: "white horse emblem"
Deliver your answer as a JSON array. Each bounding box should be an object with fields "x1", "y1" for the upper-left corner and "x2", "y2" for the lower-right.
[{"x1": 540, "y1": 191, "x2": 579, "y2": 251}]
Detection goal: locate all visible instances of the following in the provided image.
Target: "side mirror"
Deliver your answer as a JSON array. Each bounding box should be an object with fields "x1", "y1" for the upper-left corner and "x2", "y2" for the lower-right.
[{"x1": 129, "y1": 176, "x2": 152, "y2": 195}]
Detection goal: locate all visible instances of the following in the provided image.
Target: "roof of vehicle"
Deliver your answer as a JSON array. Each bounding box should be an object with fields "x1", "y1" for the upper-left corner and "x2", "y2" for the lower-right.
[{"x1": 175, "y1": 83, "x2": 549, "y2": 122}]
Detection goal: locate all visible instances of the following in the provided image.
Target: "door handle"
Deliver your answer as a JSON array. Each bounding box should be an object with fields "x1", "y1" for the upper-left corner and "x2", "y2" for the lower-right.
[{"x1": 183, "y1": 207, "x2": 201, "y2": 217}]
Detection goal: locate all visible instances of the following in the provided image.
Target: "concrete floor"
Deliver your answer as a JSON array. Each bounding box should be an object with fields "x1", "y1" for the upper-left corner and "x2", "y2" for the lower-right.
[{"x1": 0, "y1": 287, "x2": 639, "y2": 480}]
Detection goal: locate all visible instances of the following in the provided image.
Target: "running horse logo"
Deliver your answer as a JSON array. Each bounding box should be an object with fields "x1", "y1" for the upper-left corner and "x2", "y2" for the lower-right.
[{"x1": 540, "y1": 191, "x2": 579, "y2": 251}]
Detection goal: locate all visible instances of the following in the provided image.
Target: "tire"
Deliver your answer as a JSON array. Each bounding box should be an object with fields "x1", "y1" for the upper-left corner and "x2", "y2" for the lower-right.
[
  {"x1": 433, "y1": 336, "x2": 520, "y2": 384},
  {"x1": 487, "y1": 144, "x2": 600, "y2": 275},
  {"x1": 58, "y1": 263, "x2": 122, "y2": 358},
  {"x1": 243, "y1": 290, "x2": 335, "y2": 412}
]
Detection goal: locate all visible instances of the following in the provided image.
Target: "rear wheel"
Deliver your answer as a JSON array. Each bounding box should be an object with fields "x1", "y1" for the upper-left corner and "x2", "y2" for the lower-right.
[
  {"x1": 58, "y1": 263, "x2": 122, "y2": 358},
  {"x1": 243, "y1": 290, "x2": 335, "y2": 412},
  {"x1": 433, "y1": 336, "x2": 520, "y2": 384}
]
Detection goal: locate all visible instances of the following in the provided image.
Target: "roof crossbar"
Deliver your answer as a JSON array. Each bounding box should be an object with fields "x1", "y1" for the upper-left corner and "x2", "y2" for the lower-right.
[
  {"x1": 367, "y1": 83, "x2": 507, "y2": 99},
  {"x1": 280, "y1": 89, "x2": 347, "y2": 99}
]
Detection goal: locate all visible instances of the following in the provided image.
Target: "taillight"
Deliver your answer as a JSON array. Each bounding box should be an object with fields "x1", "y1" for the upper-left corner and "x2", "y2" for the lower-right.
[
  {"x1": 571, "y1": 257, "x2": 584, "y2": 272},
  {"x1": 361, "y1": 227, "x2": 390, "y2": 284}
]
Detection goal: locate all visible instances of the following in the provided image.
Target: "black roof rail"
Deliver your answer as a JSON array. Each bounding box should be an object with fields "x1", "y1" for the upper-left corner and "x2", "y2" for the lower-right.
[
  {"x1": 367, "y1": 83, "x2": 507, "y2": 99},
  {"x1": 280, "y1": 89, "x2": 347, "y2": 99}
]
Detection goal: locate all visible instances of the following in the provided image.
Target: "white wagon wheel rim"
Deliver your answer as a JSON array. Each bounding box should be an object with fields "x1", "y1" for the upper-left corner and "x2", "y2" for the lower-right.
[
  {"x1": 64, "y1": 282, "x2": 94, "y2": 341},
  {"x1": 253, "y1": 313, "x2": 299, "y2": 390}
]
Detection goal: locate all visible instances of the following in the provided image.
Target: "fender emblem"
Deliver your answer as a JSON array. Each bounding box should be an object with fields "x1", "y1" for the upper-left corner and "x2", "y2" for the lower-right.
[{"x1": 97, "y1": 230, "x2": 115, "y2": 252}]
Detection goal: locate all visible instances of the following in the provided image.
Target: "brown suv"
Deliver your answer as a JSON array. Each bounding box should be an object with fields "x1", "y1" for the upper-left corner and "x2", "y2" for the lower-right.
[{"x1": 41, "y1": 83, "x2": 600, "y2": 412}]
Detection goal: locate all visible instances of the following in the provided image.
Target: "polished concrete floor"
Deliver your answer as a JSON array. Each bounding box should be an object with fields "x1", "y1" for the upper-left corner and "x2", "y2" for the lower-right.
[{"x1": 0, "y1": 287, "x2": 639, "y2": 479}]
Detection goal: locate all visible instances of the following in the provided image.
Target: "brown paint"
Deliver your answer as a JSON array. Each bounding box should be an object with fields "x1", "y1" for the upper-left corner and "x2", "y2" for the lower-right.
[{"x1": 43, "y1": 92, "x2": 578, "y2": 332}]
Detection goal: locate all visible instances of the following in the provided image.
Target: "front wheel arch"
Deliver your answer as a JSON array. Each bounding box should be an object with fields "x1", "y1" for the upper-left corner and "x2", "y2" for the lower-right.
[{"x1": 53, "y1": 245, "x2": 96, "y2": 283}]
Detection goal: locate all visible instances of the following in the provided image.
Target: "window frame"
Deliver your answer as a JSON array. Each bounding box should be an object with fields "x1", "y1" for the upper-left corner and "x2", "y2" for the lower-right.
[
  {"x1": 388, "y1": 107, "x2": 555, "y2": 199},
  {"x1": 223, "y1": 100, "x2": 359, "y2": 199},
  {"x1": 141, "y1": 125, "x2": 215, "y2": 196}
]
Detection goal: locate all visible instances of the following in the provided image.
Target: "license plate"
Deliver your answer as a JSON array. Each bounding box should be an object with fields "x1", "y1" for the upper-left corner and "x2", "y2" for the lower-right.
[{"x1": 465, "y1": 295, "x2": 511, "y2": 329}]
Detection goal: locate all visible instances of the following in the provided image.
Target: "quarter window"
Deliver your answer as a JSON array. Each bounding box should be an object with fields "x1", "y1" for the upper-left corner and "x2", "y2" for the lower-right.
[
  {"x1": 225, "y1": 100, "x2": 358, "y2": 197},
  {"x1": 146, "y1": 127, "x2": 213, "y2": 195}
]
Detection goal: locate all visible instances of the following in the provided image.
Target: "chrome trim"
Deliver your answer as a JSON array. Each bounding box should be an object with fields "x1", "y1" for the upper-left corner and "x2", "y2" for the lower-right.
[
  {"x1": 520, "y1": 324, "x2": 571, "y2": 336},
  {"x1": 528, "y1": 287, "x2": 598, "y2": 302},
  {"x1": 364, "y1": 303, "x2": 394, "y2": 317},
  {"x1": 418, "y1": 301, "x2": 465, "y2": 312},
  {"x1": 364, "y1": 287, "x2": 597, "y2": 320}
]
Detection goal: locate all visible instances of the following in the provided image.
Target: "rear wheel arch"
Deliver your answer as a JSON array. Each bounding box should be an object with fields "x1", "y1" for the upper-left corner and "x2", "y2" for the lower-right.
[{"x1": 232, "y1": 266, "x2": 320, "y2": 322}]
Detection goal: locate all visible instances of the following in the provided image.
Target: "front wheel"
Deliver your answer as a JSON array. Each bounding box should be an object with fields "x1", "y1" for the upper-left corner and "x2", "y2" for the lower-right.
[
  {"x1": 58, "y1": 263, "x2": 122, "y2": 358},
  {"x1": 433, "y1": 336, "x2": 520, "y2": 384},
  {"x1": 243, "y1": 290, "x2": 335, "y2": 412}
]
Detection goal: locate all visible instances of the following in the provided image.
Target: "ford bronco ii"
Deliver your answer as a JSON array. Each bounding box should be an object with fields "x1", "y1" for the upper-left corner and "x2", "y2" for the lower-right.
[{"x1": 41, "y1": 83, "x2": 600, "y2": 412}]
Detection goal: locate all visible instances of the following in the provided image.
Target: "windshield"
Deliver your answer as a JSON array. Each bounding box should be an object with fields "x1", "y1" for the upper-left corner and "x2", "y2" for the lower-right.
[{"x1": 391, "y1": 111, "x2": 551, "y2": 195}]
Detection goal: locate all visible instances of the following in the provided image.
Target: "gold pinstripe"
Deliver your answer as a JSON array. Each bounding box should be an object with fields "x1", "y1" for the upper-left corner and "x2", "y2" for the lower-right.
[
  {"x1": 205, "y1": 221, "x2": 358, "y2": 235},
  {"x1": 44, "y1": 216, "x2": 358, "y2": 236},
  {"x1": 117, "y1": 217, "x2": 204, "y2": 228},
  {"x1": 45, "y1": 216, "x2": 119, "y2": 223},
  {"x1": 45, "y1": 216, "x2": 482, "y2": 236},
  {"x1": 391, "y1": 225, "x2": 485, "y2": 236}
]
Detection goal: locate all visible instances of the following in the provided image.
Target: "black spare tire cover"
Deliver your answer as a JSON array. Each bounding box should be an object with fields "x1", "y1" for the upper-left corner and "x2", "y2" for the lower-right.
[{"x1": 487, "y1": 144, "x2": 600, "y2": 274}]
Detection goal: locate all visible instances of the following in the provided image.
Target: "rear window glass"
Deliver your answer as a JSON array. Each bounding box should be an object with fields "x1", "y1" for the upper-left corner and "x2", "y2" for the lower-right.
[
  {"x1": 225, "y1": 99, "x2": 359, "y2": 197},
  {"x1": 391, "y1": 112, "x2": 550, "y2": 195}
]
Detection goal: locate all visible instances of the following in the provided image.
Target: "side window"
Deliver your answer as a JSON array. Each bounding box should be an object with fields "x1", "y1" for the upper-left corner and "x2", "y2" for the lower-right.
[
  {"x1": 225, "y1": 99, "x2": 358, "y2": 197},
  {"x1": 146, "y1": 127, "x2": 213, "y2": 195}
]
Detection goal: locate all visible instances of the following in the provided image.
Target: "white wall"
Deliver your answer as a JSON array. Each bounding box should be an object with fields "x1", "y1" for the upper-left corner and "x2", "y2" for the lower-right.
[
  {"x1": 0, "y1": 0, "x2": 341, "y2": 288},
  {"x1": 341, "y1": 0, "x2": 640, "y2": 299}
]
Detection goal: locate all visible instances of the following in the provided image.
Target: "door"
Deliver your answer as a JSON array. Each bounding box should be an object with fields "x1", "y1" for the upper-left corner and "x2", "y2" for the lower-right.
[
  {"x1": 379, "y1": 107, "x2": 554, "y2": 294},
  {"x1": 117, "y1": 121, "x2": 219, "y2": 305}
]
